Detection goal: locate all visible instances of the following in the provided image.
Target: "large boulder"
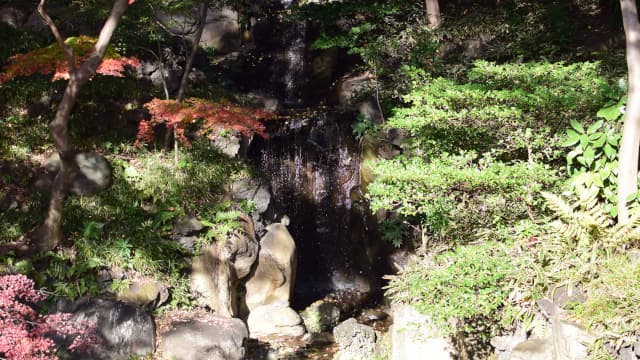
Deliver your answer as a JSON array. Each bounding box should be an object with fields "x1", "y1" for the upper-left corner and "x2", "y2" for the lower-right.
[
  {"x1": 155, "y1": 7, "x2": 240, "y2": 54},
  {"x1": 159, "y1": 318, "x2": 248, "y2": 360},
  {"x1": 54, "y1": 297, "x2": 155, "y2": 360},
  {"x1": 37, "y1": 152, "x2": 112, "y2": 196},
  {"x1": 390, "y1": 303, "x2": 455, "y2": 360},
  {"x1": 246, "y1": 302, "x2": 305, "y2": 338},
  {"x1": 244, "y1": 221, "x2": 296, "y2": 311},
  {"x1": 200, "y1": 7, "x2": 241, "y2": 54},
  {"x1": 191, "y1": 213, "x2": 258, "y2": 317},
  {"x1": 333, "y1": 318, "x2": 376, "y2": 360}
]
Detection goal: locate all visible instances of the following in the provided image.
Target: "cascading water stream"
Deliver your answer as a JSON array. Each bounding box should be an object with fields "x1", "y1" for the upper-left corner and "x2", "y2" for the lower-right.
[
  {"x1": 239, "y1": 0, "x2": 386, "y2": 310},
  {"x1": 283, "y1": 21, "x2": 307, "y2": 105},
  {"x1": 250, "y1": 110, "x2": 382, "y2": 309}
]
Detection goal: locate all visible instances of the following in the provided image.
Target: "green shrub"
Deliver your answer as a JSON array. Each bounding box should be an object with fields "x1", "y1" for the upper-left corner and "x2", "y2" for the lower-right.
[
  {"x1": 385, "y1": 241, "x2": 514, "y2": 336},
  {"x1": 389, "y1": 61, "x2": 609, "y2": 159},
  {"x1": 367, "y1": 152, "x2": 557, "y2": 244}
]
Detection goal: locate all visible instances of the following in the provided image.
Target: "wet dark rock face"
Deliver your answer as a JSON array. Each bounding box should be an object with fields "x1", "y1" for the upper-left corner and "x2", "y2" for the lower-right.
[
  {"x1": 249, "y1": 111, "x2": 384, "y2": 309},
  {"x1": 232, "y1": 0, "x2": 387, "y2": 311}
]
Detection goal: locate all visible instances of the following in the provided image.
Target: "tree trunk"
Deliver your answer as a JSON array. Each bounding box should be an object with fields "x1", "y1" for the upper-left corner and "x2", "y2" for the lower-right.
[
  {"x1": 426, "y1": 0, "x2": 441, "y2": 27},
  {"x1": 171, "y1": 1, "x2": 209, "y2": 164},
  {"x1": 618, "y1": 0, "x2": 640, "y2": 223},
  {"x1": 34, "y1": 0, "x2": 131, "y2": 250}
]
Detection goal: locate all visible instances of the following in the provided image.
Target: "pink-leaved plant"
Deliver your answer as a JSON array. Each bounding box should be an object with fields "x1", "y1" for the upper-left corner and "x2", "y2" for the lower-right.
[{"x1": 0, "y1": 274, "x2": 101, "y2": 360}]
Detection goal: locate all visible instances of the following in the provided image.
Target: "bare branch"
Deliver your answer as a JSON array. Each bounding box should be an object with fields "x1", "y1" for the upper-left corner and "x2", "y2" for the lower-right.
[
  {"x1": 38, "y1": 0, "x2": 75, "y2": 72},
  {"x1": 176, "y1": 1, "x2": 209, "y2": 102}
]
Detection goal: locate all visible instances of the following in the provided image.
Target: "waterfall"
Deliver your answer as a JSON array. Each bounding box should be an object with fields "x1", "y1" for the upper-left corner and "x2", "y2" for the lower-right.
[
  {"x1": 250, "y1": 111, "x2": 380, "y2": 307},
  {"x1": 283, "y1": 21, "x2": 307, "y2": 105}
]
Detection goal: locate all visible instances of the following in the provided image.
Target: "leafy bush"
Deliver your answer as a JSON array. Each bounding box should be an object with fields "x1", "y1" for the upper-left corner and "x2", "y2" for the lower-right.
[
  {"x1": 385, "y1": 241, "x2": 514, "y2": 336},
  {"x1": 563, "y1": 97, "x2": 625, "y2": 217},
  {"x1": 389, "y1": 61, "x2": 609, "y2": 159},
  {"x1": 0, "y1": 274, "x2": 100, "y2": 360},
  {"x1": 367, "y1": 152, "x2": 557, "y2": 244}
]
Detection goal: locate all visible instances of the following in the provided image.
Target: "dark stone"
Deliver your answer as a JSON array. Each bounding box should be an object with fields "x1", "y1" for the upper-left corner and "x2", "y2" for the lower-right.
[
  {"x1": 160, "y1": 319, "x2": 248, "y2": 360},
  {"x1": 54, "y1": 297, "x2": 155, "y2": 360},
  {"x1": 176, "y1": 235, "x2": 197, "y2": 253},
  {"x1": 173, "y1": 215, "x2": 204, "y2": 236}
]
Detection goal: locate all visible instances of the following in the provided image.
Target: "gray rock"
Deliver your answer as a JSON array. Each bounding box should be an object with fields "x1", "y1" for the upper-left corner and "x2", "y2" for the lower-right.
[
  {"x1": 155, "y1": 7, "x2": 240, "y2": 55},
  {"x1": 301, "y1": 300, "x2": 340, "y2": 333},
  {"x1": 390, "y1": 303, "x2": 455, "y2": 360},
  {"x1": 551, "y1": 316, "x2": 595, "y2": 360},
  {"x1": 510, "y1": 338, "x2": 555, "y2": 360},
  {"x1": 247, "y1": 302, "x2": 305, "y2": 338},
  {"x1": 231, "y1": 177, "x2": 271, "y2": 214},
  {"x1": 25, "y1": 10, "x2": 47, "y2": 31},
  {"x1": 550, "y1": 284, "x2": 587, "y2": 308},
  {"x1": 333, "y1": 318, "x2": 376, "y2": 360},
  {"x1": 335, "y1": 72, "x2": 375, "y2": 109},
  {"x1": 176, "y1": 235, "x2": 197, "y2": 253},
  {"x1": 191, "y1": 213, "x2": 258, "y2": 317},
  {"x1": 491, "y1": 334, "x2": 527, "y2": 360},
  {"x1": 244, "y1": 222, "x2": 296, "y2": 311},
  {"x1": 71, "y1": 152, "x2": 113, "y2": 195},
  {"x1": 174, "y1": 215, "x2": 204, "y2": 236},
  {"x1": 116, "y1": 277, "x2": 169, "y2": 309},
  {"x1": 212, "y1": 131, "x2": 242, "y2": 157},
  {"x1": 246, "y1": 92, "x2": 279, "y2": 112},
  {"x1": 160, "y1": 319, "x2": 248, "y2": 360},
  {"x1": 42, "y1": 152, "x2": 112, "y2": 196},
  {"x1": 55, "y1": 297, "x2": 155, "y2": 360},
  {"x1": 200, "y1": 7, "x2": 241, "y2": 54}
]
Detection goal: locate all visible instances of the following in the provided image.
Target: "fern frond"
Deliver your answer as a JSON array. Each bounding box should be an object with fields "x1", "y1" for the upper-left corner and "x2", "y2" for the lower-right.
[
  {"x1": 609, "y1": 208, "x2": 640, "y2": 246},
  {"x1": 542, "y1": 192, "x2": 579, "y2": 223}
]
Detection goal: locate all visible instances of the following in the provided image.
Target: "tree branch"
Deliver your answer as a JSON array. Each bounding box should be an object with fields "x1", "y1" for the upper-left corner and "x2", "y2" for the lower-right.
[
  {"x1": 38, "y1": 0, "x2": 75, "y2": 72},
  {"x1": 176, "y1": 1, "x2": 209, "y2": 102}
]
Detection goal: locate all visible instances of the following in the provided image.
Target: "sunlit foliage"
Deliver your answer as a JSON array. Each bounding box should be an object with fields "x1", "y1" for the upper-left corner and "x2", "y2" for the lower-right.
[{"x1": 0, "y1": 35, "x2": 140, "y2": 84}]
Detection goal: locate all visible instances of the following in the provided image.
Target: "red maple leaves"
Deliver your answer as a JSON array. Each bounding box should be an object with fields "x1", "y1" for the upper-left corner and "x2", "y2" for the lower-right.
[
  {"x1": 135, "y1": 98, "x2": 275, "y2": 147},
  {"x1": 0, "y1": 35, "x2": 140, "y2": 84},
  {"x1": 0, "y1": 274, "x2": 101, "y2": 360}
]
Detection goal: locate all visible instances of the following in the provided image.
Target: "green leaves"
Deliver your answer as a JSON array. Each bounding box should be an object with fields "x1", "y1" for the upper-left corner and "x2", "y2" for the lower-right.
[
  {"x1": 385, "y1": 242, "x2": 513, "y2": 336},
  {"x1": 563, "y1": 98, "x2": 624, "y2": 217},
  {"x1": 596, "y1": 97, "x2": 626, "y2": 122}
]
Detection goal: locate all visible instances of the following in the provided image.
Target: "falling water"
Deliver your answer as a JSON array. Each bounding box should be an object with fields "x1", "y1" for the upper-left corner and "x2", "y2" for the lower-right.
[
  {"x1": 282, "y1": 21, "x2": 307, "y2": 105},
  {"x1": 250, "y1": 110, "x2": 381, "y2": 308}
]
